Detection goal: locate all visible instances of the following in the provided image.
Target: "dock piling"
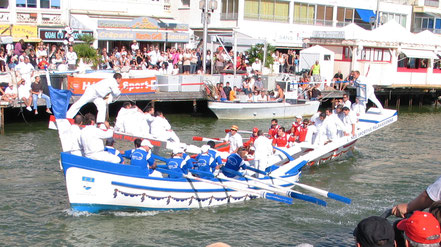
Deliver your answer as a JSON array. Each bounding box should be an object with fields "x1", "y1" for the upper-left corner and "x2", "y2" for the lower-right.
[{"x1": 0, "y1": 107, "x2": 4, "y2": 135}]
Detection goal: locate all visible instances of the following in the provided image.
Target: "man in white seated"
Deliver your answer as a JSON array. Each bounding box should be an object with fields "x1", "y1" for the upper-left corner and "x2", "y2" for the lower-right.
[
  {"x1": 114, "y1": 102, "x2": 132, "y2": 132},
  {"x1": 67, "y1": 115, "x2": 83, "y2": 156},
  {"x1": 80, "y1": 113, "x2": 121, "y2": 163},
  {"x1": 341, "y1": 107, "x2": 357, "y2": 137},
  {"x1": 256, "y1": 90, "x2": 268, "y2": 102},
  {"x1": 325, "y1": 108, "x2": 346, "y2": 140},
  {"x1": 150, "y1": 111, "x2": 180, "y2": 142}
]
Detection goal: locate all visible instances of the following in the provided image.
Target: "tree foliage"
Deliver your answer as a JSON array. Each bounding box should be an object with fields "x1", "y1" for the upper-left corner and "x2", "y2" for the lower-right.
[
  {"x1": 246, "y1": 43, "x2": 276, "y2": 68},
  {"x1": 73, "y1": 34, "x2": 99, "y2": 68}
]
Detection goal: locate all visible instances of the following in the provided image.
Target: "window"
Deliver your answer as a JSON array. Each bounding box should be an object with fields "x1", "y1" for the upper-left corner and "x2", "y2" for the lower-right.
[
  {"x1": 358, "y1": 48, "x2": 371, "y2": 61},
  {"x1": 181, "y1": 0, "x2": 190, "y2": 8},
  {"x1": 342, "y1": 47, "x2": 352, "y2": 61},
  {"x1": 381, "y1": 12, "x2": 407, "y2": 28},
  {"x1": 337, "y1": 7, "x2": 354, "y2": 27},
  {"x1": 17, "y1": 0, "x2": 37, "y2": 7},
  {"x1": 372, "y1": 48, "x2": 391, "y2": 62},
  {"x1": 0, "y1": 0, "x2": 8, "y2": 8},
  {"x1": 316, "y1": 5, "x2": 333, "y2": 26},
  {"x1": 244, "y1": 0, "x2": 288, "y2": 22},
  {"x1": 293, "y1": 2, "x2": 314, "y2": 24},
  {"x1": 221, "y1": 0, "x2": 238, "y2": 20}
]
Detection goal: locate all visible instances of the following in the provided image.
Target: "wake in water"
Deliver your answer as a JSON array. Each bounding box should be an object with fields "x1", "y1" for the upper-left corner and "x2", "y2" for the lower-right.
[{"x1": 64, "y1": 208, "x2": 161, "y2": 217}]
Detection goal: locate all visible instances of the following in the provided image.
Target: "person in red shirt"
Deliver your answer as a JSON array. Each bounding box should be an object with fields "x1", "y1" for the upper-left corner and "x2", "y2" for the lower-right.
[
  {"x1": 244, "y1": 127, "x2": 259, "y2": 148},
  {"x1": 295, "y1": 119, "x2": 310, "y2": 142},
  {"x1": 38, "y1": 56, "x2": 50, "y2": 70},
  {"x1": 289, "y1": 115, "x2": 303, "y2": 134},
  {"x1": 268, "y1": 119, "x2": 280, "y2": 139},
  {"x1": 272, "y1": 127, "x2": 295, "y2": 148}
]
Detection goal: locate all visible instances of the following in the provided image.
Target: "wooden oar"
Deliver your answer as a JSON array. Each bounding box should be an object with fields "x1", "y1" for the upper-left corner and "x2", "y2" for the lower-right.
[
  {"x1": 225, "y1": 129, "x2": 253, "y2": 134},
  {"x1": 156, "y1": 168, "x2": 293, "y2": 205},
  {"x1": 243, "y1": 165, "x2": 351, "y2": 205},
  {"x1": 192, "y1": 136, "x2": 223, "y2": 142},
  {"x1": 220, "y1": 167, "x2": 327, "y2": 207}
]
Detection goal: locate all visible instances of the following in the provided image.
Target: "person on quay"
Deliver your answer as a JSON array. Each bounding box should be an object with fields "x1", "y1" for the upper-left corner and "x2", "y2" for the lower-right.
[
  {"x1": 268, "y1": 119, "x2": 280, "y2": 139},
  {"x1": 66, "y1": 73, "x2": 122, "y2": 123},
  {"x1": 353, "y1": 216, "x2": 395, "y2": 247},
  {"x1": 354, "y1": 70, "x2": 384, "y2": 113},
  {"x1": 392, "y1": 175, "x2": 441, "y2": 218},
  {"x1": 194, "y1": 145, "x2": 220, "y2": 177},
  {"x1": 30, "y1": 75, "x2": 52, "y2": 115},
  {"x1": 275, "y1": 84, "x2": 285, "y2": 102},
  {"x1": 80, "y1": 113, "x2": 121, "y2": 163},
  {"x1": 310, "y1": 60, "x2": 321, "y2": 82},
  {"x1": 221, "y1": 146, "x2": 249, "y2": 178},
  {"x1": 397, "y1": 211, "x2": 441, "y2": 247},
  {"x1": 17, "y1": 78, "x2": 32, "y2": 111},
  {"x1": 123, "y1": 139, "x2": 160, "y2": 176},
  {"x1": 66, "y1": 115, "x2": 83, "y2": 156},
  {"x1": 272, "y1": 127, "x2": 295, "y2": 148},
  {"x1": 253, "y1": 130, "x2": 274, "y2": 175},
  {"x1": 224, "y1": 125, "x2": 243, "y2": 153},
  {"x1": 206, "y1": 141, "x2": 223, "y2": 168},
  {"x1": 104, "y1": 138, "x2": 124, "y2": 164}
]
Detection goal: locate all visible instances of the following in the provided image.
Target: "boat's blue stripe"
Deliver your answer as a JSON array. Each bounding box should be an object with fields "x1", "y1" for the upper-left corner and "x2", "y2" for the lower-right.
[
  {"x1": 359, "y1": 111, "x2": 397, "y2": 124},
  {"x1": 70, "y1": 203, "x2": 188, "y2": 213}
]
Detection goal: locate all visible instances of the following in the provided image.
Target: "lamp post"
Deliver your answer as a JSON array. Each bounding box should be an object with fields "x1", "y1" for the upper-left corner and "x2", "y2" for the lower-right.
[{"x1": 200, "y1": 0, "x2": 217, "y2": 74}]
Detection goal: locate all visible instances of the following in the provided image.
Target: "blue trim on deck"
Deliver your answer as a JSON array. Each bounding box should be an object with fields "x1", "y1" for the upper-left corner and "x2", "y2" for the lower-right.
[
  {"x1": 359, "y1": 111, "x2": 397, "y2": 124},
  {"x1": 70, "y1": 203, "x2": 188, "y2": 213}
]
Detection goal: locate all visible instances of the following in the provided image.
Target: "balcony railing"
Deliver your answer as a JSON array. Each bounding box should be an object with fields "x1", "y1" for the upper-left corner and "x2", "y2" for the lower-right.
[
  {"x1": 41, "y1": 14, "x2": 62, "y2": 25},
  {"x1": 0, "y1": 10, "x2": 9, "y2": 23},
  {"x1": 221, "y1": 12, "x2": 238, "y2": 20},
  {"x1": 17, "y1": 12, "x2": 38, "y2": 24}
]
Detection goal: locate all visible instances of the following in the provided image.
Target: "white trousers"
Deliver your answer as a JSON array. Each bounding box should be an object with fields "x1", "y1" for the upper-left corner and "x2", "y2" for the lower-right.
[
  {"x1": 66, "y1": 89, "x2": 108, "y2": 123},
  {"x1": 367, "y1": 91, "x2": 383, "y2": 111},
  {"x1": 86, "y1": 151, "x2": 121, "y2": 163}
]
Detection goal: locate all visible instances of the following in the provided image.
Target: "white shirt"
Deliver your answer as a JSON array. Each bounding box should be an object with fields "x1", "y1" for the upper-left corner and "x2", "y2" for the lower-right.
[
  {"x1": 148, "y1": 50, "x2": 157, "y2": 64},
  {"x1": 342, "y1": 111, "x2": 357, "y2": 133},
  {"x1": 68, "y1": 124, "x2": 82, "y2": 153},
  {"x1": 253, "y1": 136, "x2": 273, "y2": 160},
  {"x1": 224, "y1": 132, "x2": 243, "y2": 153},
  {"x1": 352, "y1": 102, "x2": 366, "y2": 117},
  {"x1": 5, "y1": 86, "x2": 16, "y2": 95},
  {"x1": 326, "y1": 114, "x2": 345, "y2": 140},
  {"x1": 80, "y1": 125, "x2": 114, "y2": 157},
  {"x1": 15, "y1": 62, "x2": 34, "y2": 83},
  {"x1": 343, "y1": 99, "x2": 352, "y2": 109},
  {"x1": 131, "y1": 43, "x2": 139, "y2": 53},
  {"x1": 36, "y1": 49, "x2": 47, "y2": 59},
  {"x1": 66, "y1": 51, "x2": 78, "y2": 65},
  {"x1": 151, "y1": 116, "x2": 172, "y2": 136},
  {"x1": 427, "y1": 176, "x2": 441, "y2": 202},
  {"x1": 256, "y1": 94, "x2": 268, "y2": 102},
  {"x1": 252, "y1": 61, "x2": 261, "y2": 72},
  {"x1": 90, "y1": 78, "x2": 121, "y2": 98},
  {"x1": 18, "y1": 84, "x2": 30, "y2": 98}
]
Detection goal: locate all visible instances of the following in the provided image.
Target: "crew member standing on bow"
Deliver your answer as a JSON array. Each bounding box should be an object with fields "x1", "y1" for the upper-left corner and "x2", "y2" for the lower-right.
[
  {"x1": 224, "y1": 125, "x2": 243, "y2": 153},
  {"x1": 66, "y1": 73, "x2": 123, "y2": 123}
]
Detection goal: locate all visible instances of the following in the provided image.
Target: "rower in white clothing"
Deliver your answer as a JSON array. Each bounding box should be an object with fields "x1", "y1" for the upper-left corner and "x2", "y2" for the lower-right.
[
  {"x1": 150, "y1": 111, "x2": 180, "y2": 142},
  {"x1": 66, "y1": 73, "x2": 122, "y2": 123},
  {"x1": 224, "y1": 125, "x2": 243, "y2": 153},
  {"x1": 114, "y1": 102, "x2": 132, "y2": 132},
  {"x1": 79, "y1": 113, "x2": 121, "y2": 163},
  {"x1": 67, "y1": 115, "x2": 83, "y2": 156},
  {"x1": 341, "y1": 107, "x2": 357, "y2": 136},
  {"x1": 252, "y1": 130, "x2": 274, "y2": 176}
]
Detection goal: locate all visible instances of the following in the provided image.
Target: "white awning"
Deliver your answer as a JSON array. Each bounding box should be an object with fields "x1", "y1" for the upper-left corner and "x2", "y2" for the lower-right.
[{"x1": 401, "y1": 49, "x2": 438, "y2": 59}]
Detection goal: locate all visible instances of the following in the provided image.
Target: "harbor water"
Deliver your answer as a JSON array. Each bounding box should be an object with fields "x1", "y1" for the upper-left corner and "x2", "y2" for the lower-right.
[{"x1": 1, "y1": 107, "x2": 441, "y2": 246}]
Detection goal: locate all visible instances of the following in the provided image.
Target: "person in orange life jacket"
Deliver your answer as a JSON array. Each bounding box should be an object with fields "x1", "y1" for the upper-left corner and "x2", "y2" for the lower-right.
[
  {"x1": 289, "y1": 115, "x2": 303, "y2": 134},
  {"x1": 272, "y1": 127, "x2": 295, "y2": 148},
  {"x1": 243, "y1": 127, "x2": 259, "y2": 148},
  {"x1": 222, "y1": 147, "x2": 248, "y2": 178},
  {"x1": 295, "y1": 119, "x2": 310, "y2": 143},
  {"x1": 104, "y1": 138, "x2": 124, "y2": 163},
  {"x1": 194, "y1": 145, "x2": 221, "y2": 177},
  {"x1": 268, "y1": 119, "x2": 280, "y2": 139},
  {"x1": 206, "y1": 141, "x2": 223, "y2": 167},
  {"x1": 123, "y1": 138, "x2": 157, "y2": 174},
  {"x1": 166, "y1": 147, "x2": 193, "y2": 179}
]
